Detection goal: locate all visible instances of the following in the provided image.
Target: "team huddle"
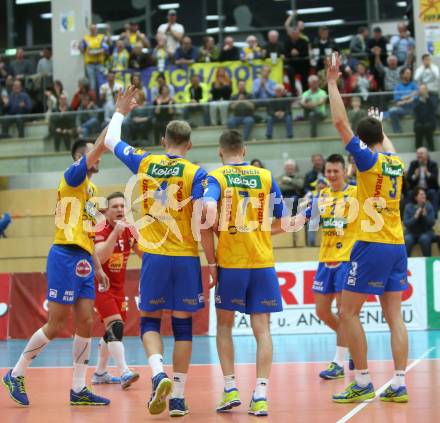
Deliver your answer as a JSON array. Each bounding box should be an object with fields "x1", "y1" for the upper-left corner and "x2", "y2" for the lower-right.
[{"x1": 2, "y1": 52, "x2": 409, "y2": 416}]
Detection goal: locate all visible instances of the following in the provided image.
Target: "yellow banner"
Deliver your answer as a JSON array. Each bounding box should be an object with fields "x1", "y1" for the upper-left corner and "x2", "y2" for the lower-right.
[{"x1": 419, "y1": 0, "x2": 440, "y2": 23}]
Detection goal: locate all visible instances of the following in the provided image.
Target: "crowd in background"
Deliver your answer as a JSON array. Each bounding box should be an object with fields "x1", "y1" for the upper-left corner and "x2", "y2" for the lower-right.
[{"x1": 0, "y1": 9, "x2": 440, "y2": 256}]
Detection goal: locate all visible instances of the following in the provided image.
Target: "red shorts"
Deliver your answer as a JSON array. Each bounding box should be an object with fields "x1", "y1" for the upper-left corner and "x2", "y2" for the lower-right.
[{"x1": 94, "y1": 288, "x2": 127, "y2": 321}]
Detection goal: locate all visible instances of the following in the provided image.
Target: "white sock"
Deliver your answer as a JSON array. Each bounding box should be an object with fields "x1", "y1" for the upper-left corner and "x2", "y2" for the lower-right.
[
  {"x1": 72, "y1": 334, "x2": 91, "y2": 393},
  {"x1": 224, "y1": 374, "x2": 236, "y2": 391},
  {"x1": 148, "y1": 353, "x2": 164, "y2": 378},
  {"x1": 355, "y1": 369, "x2": 371, "y2": 387},
  {"x1": 391, "y1": 370, "x2": 406, "y2": 389},
  {"x1": 333, "y1": 346, "x2": 348, "y2": 367},
  {"x1": 96, "y1": 338, "x2": 109, "y2": 375},
  {"x1": 254, "y1": 378, "x2": 268, "y2": 399},
  {"x1": 108, "y1": 341, "x2": 130, "y2": 376},
  {"x1": 12, "y1": 328, "x2": 50, "y2": 377},
  {"x1": 171, "y1": 372, "x2": 187, "y2": 399}
]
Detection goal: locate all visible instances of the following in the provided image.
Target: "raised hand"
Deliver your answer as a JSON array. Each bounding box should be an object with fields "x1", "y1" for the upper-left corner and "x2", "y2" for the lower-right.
[
  {"x1": 367, "y1": 107, "x2": 383, "y2": 122},
  {"x1": 115, "y1": 85, "x2": 139, "y2": 116},
  {"x1": 326, "y1": 52, "x2": 341, "y2": 83}
]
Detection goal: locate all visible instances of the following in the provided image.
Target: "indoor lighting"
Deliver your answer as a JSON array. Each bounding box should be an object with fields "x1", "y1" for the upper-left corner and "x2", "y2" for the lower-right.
[
  {"x1": 158, "y1": 3, "x2": 180, "y2": 10},
  {"x1": 297, "y1": 7, "x2": 334, "y2": 15},
  {"x1": 206, "y1": 15, "x2": 224, "y2": 21},
  {"x1": 397, "y1": 1, "x2": 407, "y2": 7},
  {"x1": 206, "y1": 26, "x2": 238, "y2": 34},
  {"x1": 40, "y1": 12, "x2": 52, "y2": 19},
  {"x1": 303, "y1": 19, "x2": 344, "y2": 27},
  {"x1": 16, "y1": 0, "x2": 50, "y2": 4},
  {"x1": 335, "y1": 35, "x2": 353, "y2": 43}
]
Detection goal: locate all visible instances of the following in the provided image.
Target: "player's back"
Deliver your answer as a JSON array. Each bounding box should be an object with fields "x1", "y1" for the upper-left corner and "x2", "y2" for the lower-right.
[
  {"x1": 356, "y1": 151, "x2": 404, "y2": 245},
  {"x1": 137, "y1": 153, "x2": 204, "y2": 256},
  {"x1": 208, "y1": 164, "x2": 278, "y2": 269}
]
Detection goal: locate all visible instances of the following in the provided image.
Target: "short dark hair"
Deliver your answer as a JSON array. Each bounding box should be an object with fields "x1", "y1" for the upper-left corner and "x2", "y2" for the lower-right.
[
  {"x1": 412, "y1": 186, "x2": 426, "y2": 202},
  {"x1": 165, "y1": 120, "x2": 191, "y2": 145},
  {"x1": 219, "y1": 129, "x2": 244, "y2": 153},
  {"x1": 356, "y1": 117, "x2": 384, "y2": 147},
  {"x1": 107, "y1": 191, "x2": 125, "y2": 205},
  {"x1": 326, "y1": 153, "x2": 345, "y2": 168},
  {"x1": 400, "y1": 66, "x2": 412, "y2": 76},
  {"x1": 422, "y1": 53, "x2": 430, "y2": 60},
  {"x1": 71, "y1": 139, "x2": 87, "y2": 160},
  {"x1": 373, "y1": 26, "x2": 382, "y2": 33}
]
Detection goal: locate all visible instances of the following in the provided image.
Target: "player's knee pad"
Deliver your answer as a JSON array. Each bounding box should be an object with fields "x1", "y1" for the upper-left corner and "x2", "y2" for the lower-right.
[
  {"x1": 140, "y1": 316, "x2": 161, "y2": 339},
  {"x1": 172, "y1": 316, "x2": 193, "y2": 341},
  {"x1": 106, "y1": 320, "x2": 124, "y2": 342}
]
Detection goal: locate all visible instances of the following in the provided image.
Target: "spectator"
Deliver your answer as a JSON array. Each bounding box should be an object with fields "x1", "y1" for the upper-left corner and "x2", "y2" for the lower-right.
[
  {"x1": 391, "y1": 22, "x2": 415, "y2": 66},
  {"x1": 227, "y1": 79, "x2": 255, "y2": 141},
  {"x1": 375, "y1": 53, "x2": 404, "y2": 92},
  {"x1": 0, "y1": 80, "x2": 32, "y2": 138},
  {"x1": 157, "y1": 9, "x2": 184, "y2": 54},
  {"x1": 368, "y1": 27, "x2": 387, "y2": 84},
  {"x1": 210, "y1": 67, "x2": 232, "y2": 125},
  {"x1": 1, "y1": 75, "x2": 14, "y2": 98},
  {"x1": 45, "y1": 80, "x2": 66, "y2": 140},
  {"x1": 407, "y1": 147, "x2": 439, "y2": 214},
  {"x1": 124, "y1": 92, "x2": 151, "y2": 145},
  {"x1": 276, "y1": 159, "x2": 304, "y2": 200},
  {"x1": 414, "y1": 54, "x2": 439, "y2": 109},
  {"x1": 0, "y1": 212, "x2": 11, "y2": 238},
  {"x1": 252, "y1": 65, "x2": 276, "y2": 101},
  {"x1": 182, "y1": 74, "x2": 210, "y2": 126},
  {"x1": 76, "y1": 94, "x2": 100, "y2": 139},
  {"x1": 300, "y1": 75, "x2": 327, "y2": 138},
  {"x1": 263, "y1": 30, "x2": 284, "y2": 61},
  {"x1": 130, "y1": 72, "x2": 148, "y2": 105},
  {"x1": 153, "y1": 85, "x2": 176, "y2": 145},
  {"x1": 37, "y1": 47, "x2": 53, "y2": 77},
  {"x1": 175, "y1": 36, "x2": 198, "y2": 66},
  {"x1": 241, "y1": 35, "x2": 262, "y2": 61},
  {"x1": 414, "y1": 84, "x2": 437, "y2": 150},
  {"x1": 53, "y1": 80, "x2": 66, "y2": 100},
  {"x1": 304, "y1": 153, "x2": 325, "y2": 192},
  {"x1": 250, "y1": 158, "x2": 264, "y2": 168},
  {"x1": 266, "y1": 84, "x2": 293, "y2": 139},
  {"x1": 297, "y1": 20, "x2": 310, "y2": 43},
  {"x1": 129, "y1": 41, "x2": 154, "y2": 71},
  {"x1": 53, "y1": 94, "x2": 75, "y2": 151},
  {"x1": 9, "y1": 48, "x2": 33, "y2": 79},
  {"x1": 347, "y1": 62, "x2": 377, "y2": 102},
  {"x1": 219, "y1": 36, "x2": 240, "y2": 62},
  {"x1": 311, "y1": 26, "x2": 338, "y2": 71},
  {"x1": 80, "y1": 24, "x2": 108, "y2": 95},
  {"x1": 150, "y1": 72, "x2": 175, "y2": 102},
  {"x1": 284, "y1": 25, "x2": 310, "y2": 94},
  {"x1": 347, "y1": 96, "x2": 367, "y2": 132},
  {"x1": 70, "y1": 78, "x2": 96, "y2": 111},
  {"x1": 120, "y1": 22, "x2": 149, "y2": 49},
  {"x1": 404, "y1": 187, "x2": 436, "y2": 257},
  {"x1": 152, "y1": 33, "x2": 172, "y2": 72},
  {"x1": 99, "y1": 70, "x2": 123, "y2": 124},
  {"x1": 389, "y1": 67, "x2": 418, "y2": 133},
  {"x1": 0, "y1": 59, "x2": 11, "y2": 85},
  {"x1": 349, "y1": 26, "x2": 369, "y2": 64},
  {"x1": 110, "y1": 40, "x2": 130, "y2": 73},
  {"x1": 198, "y1": 36, "x2": 220, "y2": 62}
]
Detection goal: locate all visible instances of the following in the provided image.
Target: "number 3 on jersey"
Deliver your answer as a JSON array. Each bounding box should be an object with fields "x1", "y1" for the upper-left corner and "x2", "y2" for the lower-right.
[{"x1": 389, "y1": 175, "x2": 397, "y2": 199}]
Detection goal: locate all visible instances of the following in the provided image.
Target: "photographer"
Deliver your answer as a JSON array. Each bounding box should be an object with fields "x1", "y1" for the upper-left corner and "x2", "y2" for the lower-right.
[{"x1": 404, "y1": 187, "x2": 436, "y2": 257}]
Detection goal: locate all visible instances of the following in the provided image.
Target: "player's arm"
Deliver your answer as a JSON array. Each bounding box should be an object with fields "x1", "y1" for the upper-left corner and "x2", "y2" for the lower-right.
[
  {"x1": 95, "y1": 222, "x2": 125, "y2": 264},
  {"x1": 327, "y1": 52, "x2": 354, "y2": 145},
  {"x1": 367, "y1": 107, "x2": 396, "y2": 153},
  {"x1": 132, "y1": 241, "x2": 143, "y2": 258},
  {"x1": 92, "y1": 249, "x2": 110, "y2": 292}
]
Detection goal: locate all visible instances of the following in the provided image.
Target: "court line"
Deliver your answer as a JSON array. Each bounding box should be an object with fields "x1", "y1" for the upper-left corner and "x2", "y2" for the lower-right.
[{"x1": 336, "y1": 346, "x2": 436, "y2": 423}]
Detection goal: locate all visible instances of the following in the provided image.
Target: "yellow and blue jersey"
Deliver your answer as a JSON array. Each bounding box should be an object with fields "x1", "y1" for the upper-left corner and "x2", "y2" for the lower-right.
[
  {"x1": 313, "y1": 184, "x2": 358, "y2": 262},
  {"x1": 203, "y1": 163, "x2": 285, "y2": 269},
  {"x1": 346, "y1": 136, "x2": 404, "y2": 244},
  {"x1": 53, "y1": 155, "x2": 98, "y2": 255},
  {"x1": 113, "y1": 141, "x2": 207, "y2": 256}
]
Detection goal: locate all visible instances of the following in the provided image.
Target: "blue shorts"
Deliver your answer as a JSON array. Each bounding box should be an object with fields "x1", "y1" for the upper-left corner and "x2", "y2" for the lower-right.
[
  {"x1": 215, "y1": 267, "x2": 283, "y2": 314},
  {"x1": 312, "y1": 262, "x2": 349, "y2": 294},
  {"x1": 139, "y1": 253, "x2": 204, "y2": 312},
  {"x1": 344, "y1": 241, "x2": 408, "y2": 295},
  {"x1": 46, "y1": 245, "x2": 95, "y2": 304}
]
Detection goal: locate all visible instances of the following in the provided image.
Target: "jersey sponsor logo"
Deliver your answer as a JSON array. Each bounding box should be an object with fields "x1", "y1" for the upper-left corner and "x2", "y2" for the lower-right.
[
  {"x1": 225, "y1": 174, "x2": 262, "y2": 189},
  {"x1": 198, "y1": 293, "x2": 205, "y2": 303},
  {"x1": 312, "y1": 280, "x2": 324, "y2": 291},
  {"x1": 321, "y1": 217, "x2": 347, "y2": 229},
  {"x1": 75, "y1": 259, "x2": 92, "y2": 277},
  {"x1": 381, "y1": 162, "x2": 404, "y2": 177},
  {"x1": 368, "y1": 281, "x2": 384, "y2": 288},
  {"x1": 123, "y1": 146, "x2": 134, "y2": 156},
  {"x1": 183, "y1": 298, "x2": 198, "y2": 306},
  {"x1": 49, "y1": 289, "x2": 58, "y2": 298},
  {"x1": 146, "y1": 163, "x2": 184, "y2": 178}
]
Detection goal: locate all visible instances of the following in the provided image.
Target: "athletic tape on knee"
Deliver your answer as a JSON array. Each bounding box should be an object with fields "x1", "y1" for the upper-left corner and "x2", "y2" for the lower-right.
[
  {"x1": 106, "y1": 320, "x2": 124, "y2": 342},
  {"x1": 140, "y1": 317, "x2": 161, "y2": 339},
  {"x1": 172, "y1": 316, "x2": 193, "y2": 341}
]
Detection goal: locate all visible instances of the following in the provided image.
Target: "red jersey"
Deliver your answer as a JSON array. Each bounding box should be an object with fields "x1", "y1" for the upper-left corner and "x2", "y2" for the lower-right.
[{"x1": 94, "y1": 222, "x2": 134, "y2": 293}]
